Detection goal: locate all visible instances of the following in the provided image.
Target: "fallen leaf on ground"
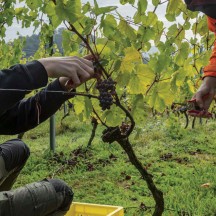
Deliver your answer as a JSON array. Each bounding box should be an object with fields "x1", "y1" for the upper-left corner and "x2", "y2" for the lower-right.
[{"x1": 201, "y1": 183, "x2": 211, "y2": 188}]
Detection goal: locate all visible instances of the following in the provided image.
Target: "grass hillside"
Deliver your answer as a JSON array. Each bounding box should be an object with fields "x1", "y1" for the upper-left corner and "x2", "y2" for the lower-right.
[{"x1": 1, "y1": 111, "x2": 216, "y2": 216}]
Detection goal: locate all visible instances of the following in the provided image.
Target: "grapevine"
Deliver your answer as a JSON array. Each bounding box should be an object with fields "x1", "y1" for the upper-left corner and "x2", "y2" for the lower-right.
[{"x1": 2, "y1": 0, "x2": 214, "y2": 215}]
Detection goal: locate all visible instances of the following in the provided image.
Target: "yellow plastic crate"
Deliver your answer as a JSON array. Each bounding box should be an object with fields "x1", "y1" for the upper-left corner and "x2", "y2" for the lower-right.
[{"x1": 65, "y1": 202, "x2": 124, "y2": 216}]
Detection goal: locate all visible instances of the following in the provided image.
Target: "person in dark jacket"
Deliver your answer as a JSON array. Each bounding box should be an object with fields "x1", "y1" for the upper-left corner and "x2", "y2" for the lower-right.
[
  {"x1": 0, "y1": 56, "x2": 95, "y2": 216},
  {"x1": 184, "y1": 0, "x2": 216, "y2": 113}
]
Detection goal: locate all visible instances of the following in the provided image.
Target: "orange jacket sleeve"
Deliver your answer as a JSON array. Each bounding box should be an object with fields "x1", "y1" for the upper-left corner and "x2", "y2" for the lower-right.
[{"x1": 203, "y1": 16, "x2": 216, "y2": 78}]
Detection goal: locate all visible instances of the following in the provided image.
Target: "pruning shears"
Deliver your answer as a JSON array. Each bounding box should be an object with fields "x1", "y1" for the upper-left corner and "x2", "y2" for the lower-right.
[{"x1": 187, "y1": 93, "x2": 212, "y2": 118}]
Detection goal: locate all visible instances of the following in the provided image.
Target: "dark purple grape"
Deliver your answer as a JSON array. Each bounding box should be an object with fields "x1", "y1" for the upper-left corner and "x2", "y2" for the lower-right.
[{"x1": 96, "y1": 78, "x2": 116, "y2": 111}]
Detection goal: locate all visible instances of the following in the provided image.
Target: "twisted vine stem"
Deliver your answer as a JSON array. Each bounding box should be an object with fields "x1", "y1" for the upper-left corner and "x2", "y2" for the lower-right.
[
  {"x1": 62, "y1": 17, "x2": 165, "y2": 216},
  {"x1": 47, "y1": 1, "x2": 165, "y2": 213}
]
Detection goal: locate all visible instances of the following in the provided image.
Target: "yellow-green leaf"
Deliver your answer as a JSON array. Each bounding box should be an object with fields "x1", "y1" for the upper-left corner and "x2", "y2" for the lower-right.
[
  {"x1": 128, "y1": 64, "x2": 156, "y2": 94},
  {"x1": 120, "y1": 46, "x2": 141, "y2": 73},
  {"x1": 148, "y1": 82, "x2": 174, "y2": 111}
]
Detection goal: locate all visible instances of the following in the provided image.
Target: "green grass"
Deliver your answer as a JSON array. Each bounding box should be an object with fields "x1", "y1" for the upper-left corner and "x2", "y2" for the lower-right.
[{"x1": 0, "y1": 112, "x2": 216, "y2": 216}]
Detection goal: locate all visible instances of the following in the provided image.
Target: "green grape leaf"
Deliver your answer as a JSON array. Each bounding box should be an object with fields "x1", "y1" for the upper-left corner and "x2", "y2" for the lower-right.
[
  {"x1": 26, "y1": 0, "x2": 42, "y2": 10},
  {"x1": 174, "y1": 42, "x2": 190, "y2": 66},
  {"x1": 120, "y1": 46, "x2": 142, "y2": 73},
  {"x1": 120, "y1": 0, "x2": 135, "y2": 5},
  {"x1": 102, "y1": 106, "x2": 124, "y2": 126},
  {"x1": 56, "y1": 0, "x2": 82, "y2": 24},
  {"x1": 142, "y1": 12, "x2": 158, "y2": 26},
  {"x1": 118, "y1": 18, "x2": 136, "y2": 40},
  {"x1": 166, "y1": 0, "x2": 183, "y2": 21},
  {"x1": 171, "y1": 68, "x2": 187, "y2": 88},
  {"x1": 82, "y1": 2, "x2": 91, "y2": 14},
  {"x1": 116, "y1": 71, "x2": 131, "y2": 87},
  {"x1": 131, "y1": 94, "x2": 147, "y2": 123},
  {"x1": 187, "y1": 80, "x2": 196, "y2": 94},
  {"x1": 148, "y1": 82, "x2": 174, "y2": 111},
  {"x1": 73, "y1": 96, "x2": 93, "y2": 121},
  {"x1": 62, "y1": 30, "x2": 80, "y2": 55},
  {"x1": 100, "y1": 14, "x2": 117, "y2": 38},
  {"x1": 152, "y1": 0, "x2": 160, "y2": 6},
  {"x1": 148, "y1": 53, "x2": 171, "y2": 75},
  {"x1": 165, "y1": 13, "x2": 176, "y2": 22},
  {"x1": 93, "y1": 0, "x2": 117, "y2": 16},
  {"x1": 183, "y1": 59, "x2": 196, "y2": 77},
  {"x1": 154, "y1": 21, "x2": 164, "y2": 45},
  {"x1": 133, "y1": 0, "x2": 147, "y2": 23},
  {"x1": 96, "y1": 43, "x2": 111, "y2": 56},
  {"x1": 195, "y1": 16, "x2": 209, "y2": 36},
  {"x1": 15, "y1": 7, "x2": 24, "y2": 15},
  {"x1": 171, "y1": 60, "x2": 195, "y2": 91},
  {"x1": 138, "y1": 26, "x2": 155, "y2": 42},
  {"x1": 45, "y1": 1, "x2": 56, "y2": 16},
  {"x1": 195, "y1": 50, "x2": 212, "y2": 70},
  {"x1": 82, "y1": 17, "x2": 95, "y2": 35},
  {"x1": 128, "y1": 64, "x2": 156, "y2": 94},
  {"x1": 166, "y1": 0, "x2": 178, "y2": 13},
  {"x1": 167, "y1": 24, "x2": 178, "y2": 37},
  {"x1": 184, "y1": 20, "x2": 191, "y2": 30}
]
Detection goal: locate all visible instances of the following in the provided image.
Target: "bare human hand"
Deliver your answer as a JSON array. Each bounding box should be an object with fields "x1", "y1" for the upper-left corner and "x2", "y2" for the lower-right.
[
  {"x1": 38, "y1": 56, "x2": 95, "y2": 90},
  {"x1": 192, "y1": 76, "x2": 216, "y2": 111}
]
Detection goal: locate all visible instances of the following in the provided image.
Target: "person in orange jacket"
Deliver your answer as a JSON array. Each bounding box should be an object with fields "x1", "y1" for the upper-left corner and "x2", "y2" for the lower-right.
[{"x1": 184, "y1": 1, "x2": 216, "y2": 114}]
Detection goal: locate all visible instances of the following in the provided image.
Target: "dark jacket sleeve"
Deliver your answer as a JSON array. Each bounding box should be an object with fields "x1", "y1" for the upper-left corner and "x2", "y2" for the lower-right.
[
  {"x1": 0, "y1": 60, "x2": 48, "y2": 115},
  {"x1": 0, "y1": 61, "x2": 73, "y2": 135},
  {"x1": 0, "y1": 79, "x2": 73, "y2": 135},
  {"x1": 184, "y1": 0, "x2": 216, "y2": 19}
]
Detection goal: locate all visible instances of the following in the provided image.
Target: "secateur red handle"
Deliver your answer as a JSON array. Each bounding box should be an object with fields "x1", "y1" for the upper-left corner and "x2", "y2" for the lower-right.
[
  {"x1": 187, "y1": 110, "x2": 212, "y2": 118},
  {"x1": 65, "y1": 79, "x2": 73, "y2": 86},
  {"x1": 64, "y1": 79, "x2": 74, "y2": 92},
  {"x1": 187, "y1": 93, "x2": 213, "y2": 118}
]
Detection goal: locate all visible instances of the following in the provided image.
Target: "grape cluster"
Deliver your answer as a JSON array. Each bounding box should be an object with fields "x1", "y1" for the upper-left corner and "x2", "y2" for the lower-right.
[
  {"x1": 96, "y1": 78, "x2": 116, "y2": 111},
  {"x1": 120, "y1": 122, "x2": 130, "y2": 135}
]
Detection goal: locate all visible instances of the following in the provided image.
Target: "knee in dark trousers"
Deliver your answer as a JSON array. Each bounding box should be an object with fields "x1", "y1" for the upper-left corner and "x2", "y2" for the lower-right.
[
  {"x1": 0, "y1": 139, "x2": 30, "y2": 171},
  {"x1": 48, "y1": 179, "x2": 74, "y2": 211}
]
